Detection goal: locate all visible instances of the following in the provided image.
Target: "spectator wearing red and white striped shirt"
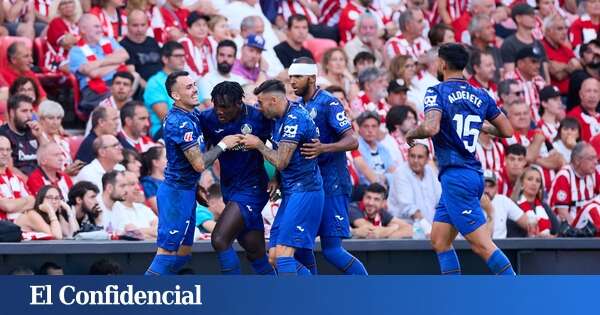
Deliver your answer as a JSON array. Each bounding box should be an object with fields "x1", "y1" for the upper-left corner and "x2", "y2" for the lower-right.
[
  {"x1": 476, "y1": 132, "x2": 505, "y2": 173},
  {"x1": 573, "y1": 195, "x2": 600, "y2": 235},
  {"x1": 537, "y1": 85, "x2": 566, "y2": 141},
  {"x1": 178, "y1": 12, "x2": 214, "y2": 79},
  {"x1": 433, "y1": 0, "x2": 467, "y2": 25},
  {"x1": 542, "y1": 14, "x2": 582, "y2": 95},
  {"x1": 451, "y1": 0, "x2": 495, "y2": 44},
  {"x1": 117, "y1": 101, "x2": 156, "y2": 154},
  {"x1": 278, "y1": 0, "x2": 318, "y2": 25},
  {"x1": 568, "y1": 0, "x2": 600, "y2": 55},
  {"x1": 513, "y1": 167, "x2": 559, "y2": 237},
  {"x1": 496, "y1": 143, "x2": 527, "y2": 197},
  {"x1": 351, "y1": 67, "x2": 389, "y2": 122},
  {"x1": 385, "y1": 8, "x2": 431, "y2": 61},
  {"x1": 89, "y1": 0, "x2": 128, "y2": 41},
  {"x1": 504, "y1": 47, "x2": 547, "y2": 124},
  {"x1": 567, "y1": 77, "x2": 600, "y2": 142},
  {"x1": 549, "y1": 142, "x2": 599, "y2": 224},
  {"x1": 338, "y1": 0, "x2": 387, "y2": 43},
  {"x1": 468, "y1": 49, "x2": 498, "y2": 101},
  {"x1": 0, "y1": 136, "x2": 34, "y2": 221}
]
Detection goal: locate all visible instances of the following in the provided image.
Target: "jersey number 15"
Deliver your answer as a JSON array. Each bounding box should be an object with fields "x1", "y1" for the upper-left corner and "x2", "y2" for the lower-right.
[{"x1": 453, "y1": 114, "x2": 481, "y2": 153}]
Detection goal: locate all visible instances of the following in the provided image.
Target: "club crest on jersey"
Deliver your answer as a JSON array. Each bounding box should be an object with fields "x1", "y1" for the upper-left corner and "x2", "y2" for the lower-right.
[
  {"x1": 183, "y1": 131, "x2": 194, "y2": 142},
  {"x1": 557, "y1": 190, "x2": 567, "y2": 202},
  {"x1": 309, "y1": 108, "x2": 317, "y2": 119},
  {"x1": 241, "y1": 123, "x2": 253, "y2": 135}
]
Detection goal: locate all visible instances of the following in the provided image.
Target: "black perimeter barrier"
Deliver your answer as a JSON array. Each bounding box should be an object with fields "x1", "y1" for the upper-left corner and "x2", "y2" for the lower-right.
[{"x1": 1, "y1": 239, "x2": 600, "y2": 274}]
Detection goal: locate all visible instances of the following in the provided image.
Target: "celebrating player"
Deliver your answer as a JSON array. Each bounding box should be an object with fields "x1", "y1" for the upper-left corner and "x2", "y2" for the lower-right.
[
  {"x1": 197, "y1": 81, "x2": 275, "y2": 275},
  {"x1": 288, "y1": 57, "x2": 368, "y2": 275},
  {"x1": 405, "y1": 44, "x2": 516, "y2": 275},
  {"x1": 145, "y1": 71, "x2": 240, "y2": 275},
  {"x1": 240, "y1": 79, "x2": 324, "y2": 276}
]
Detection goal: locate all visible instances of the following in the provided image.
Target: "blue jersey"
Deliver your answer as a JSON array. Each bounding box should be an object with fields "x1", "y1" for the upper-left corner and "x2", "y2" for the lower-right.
[
  {"x1": 272, "y1": 102, "x2": 322, "y2": 193},
  {"x1": 197, "y1": 104, "x2": 272, "y2": 201},
  {"x1": 424, "y1": 78, "x2": 501, "y2": 175},
  {"x1": 298, "y1": 89, "x2": 353, "y2": 196},
  {"x1": 163, "y1": 106, "x2": 205, "y2": 189}
]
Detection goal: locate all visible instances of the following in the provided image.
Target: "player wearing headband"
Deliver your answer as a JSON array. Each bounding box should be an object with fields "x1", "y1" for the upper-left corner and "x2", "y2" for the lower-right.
[
  {"x1": 196, "y1": 81, "x2": 275, "y2": 275},
  {"x1": 288, "y1": 57, "x2": 368, "y2": 275}
]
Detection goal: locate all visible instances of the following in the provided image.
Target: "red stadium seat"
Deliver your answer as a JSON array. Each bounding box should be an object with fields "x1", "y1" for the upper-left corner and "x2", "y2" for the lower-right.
[
  {"x1": 0, "y1": 100, "x2": 6, "y2": 123},
  {"x1": 68, "y1": 135, "x2": 84, "y2": 160},
  {"x1": 303, "y1": 38, "x2": 338, "y2": 63}
]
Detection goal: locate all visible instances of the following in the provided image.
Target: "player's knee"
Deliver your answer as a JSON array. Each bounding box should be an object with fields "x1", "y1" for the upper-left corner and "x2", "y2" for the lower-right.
[
  {"x1": 430, "y1": 236, "x2": 452, "y2": 253},
  {"x1": 211, "y1": 233, "x2": 230, "y2": 252}
]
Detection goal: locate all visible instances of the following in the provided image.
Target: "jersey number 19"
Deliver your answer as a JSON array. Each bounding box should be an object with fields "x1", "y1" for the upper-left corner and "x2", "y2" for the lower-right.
[{"x1": 453, "y1": 114, "x2": 481, "y2": 153}]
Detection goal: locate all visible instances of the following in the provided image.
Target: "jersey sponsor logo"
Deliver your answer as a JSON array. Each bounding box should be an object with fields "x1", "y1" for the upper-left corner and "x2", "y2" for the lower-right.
[
  {"x1": 423, "y1": 95, "x2": 437, "y2": 108},
  {"x1": 336, "y1": 111, "x2": 350, "y2": 127},
  {"x1": 283, "y1": 125, "x2": 298, "y2": 138},
  {"x1": 183, "y1": 131, "x2": 194, "y2": 142},
  {"x1": 557, "y1": 190, "x2": 567, "y2": 202}
]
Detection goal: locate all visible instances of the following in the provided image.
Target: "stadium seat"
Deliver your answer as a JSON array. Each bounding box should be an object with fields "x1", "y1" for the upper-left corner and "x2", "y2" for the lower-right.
[
  {"x1": 0, "y1": 100, "x2": 6, "y2": 122},
  {"x1": 303, "y1": 38, "x2": 338, "y2": 63},
  {"x1": 68, "y1": 135, "x2": 84, "y2": 160}
]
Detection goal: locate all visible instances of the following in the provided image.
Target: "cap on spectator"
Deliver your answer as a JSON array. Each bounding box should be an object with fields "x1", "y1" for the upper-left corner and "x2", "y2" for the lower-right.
[
  {"x1": 511, "y1": 3, "x2": 535, "y2": 20},
  {"x1": 244, "y1": 34, "x2": 266, "y2": 51},
  {"x1": 186, "y1": 11, "x2": 210, "y2": 28},
  {"x1": 356, "y1": 110, "x2": 381, "y2": 126},
  {"x1": 483, "y1": 170, "x2": 497, "y2": 184},
  {"x1": 539, "y1": 85, "x2": 561, "y2": 102},
  {"x1": 515, "y1": 46, "x2": 543, "y2": 63},
  {"x1": 387, "y1": 79, "x2": 409, "y2": 94}
]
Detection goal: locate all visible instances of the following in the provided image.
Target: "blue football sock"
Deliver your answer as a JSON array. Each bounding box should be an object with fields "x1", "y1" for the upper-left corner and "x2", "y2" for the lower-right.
[
  {"x1": 321, "y1": 237, "x2": 368, "y2": 275},
  {"x1": 217, "y1": 247, "x2": 241, "y2": 275},
  {"x1": 486, "y1": 249, "x2": 516, "y2": 275},
  {"x1": 294, "y1": 248, "x2": 318, "y2": 275},
  {"x1": 145, "y1": 254, "x2": 177, "y2": 275},
  {"x1": 172, "y1": 255, "x2": 191, "y2": 273},
  {"x1": 250, "y1": 255, "x2": 276, "y2": 275},
  {"x1": 276, "y1": 257, "x2": 298, "y2": 276},
  {"x1": 437, "y1": 249, "x2": 461, "y2": 275}
]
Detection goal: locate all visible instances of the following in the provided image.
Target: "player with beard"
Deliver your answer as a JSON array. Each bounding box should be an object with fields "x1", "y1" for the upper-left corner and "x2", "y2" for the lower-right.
[
  {"x1": 406, "y1": 43, "x2": 516, "y2": 275},
  {"x1": 145, "y1": 71, "x2": 240, "y2": 275},
  {"x1": 288, "y1": 57, "x2": 368, "y2": 275},
  {"x1": 196, "y1": 81, "x2": 275, "y2": 275},
  {"x1": 199, "y1": 40, "x2": 248, "y2": 103}
]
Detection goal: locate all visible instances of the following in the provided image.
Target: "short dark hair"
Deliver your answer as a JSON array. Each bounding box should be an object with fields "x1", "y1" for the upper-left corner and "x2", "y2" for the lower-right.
[
  {"x1": 385, "y1": 105, "x2": 417, "y2": 133},
  {"x1": 207, "y1": 183, "x2": 222, "y2": 200},
  {"x1": 580, "y1": 39, "x2": 600, "y2": 58},
  {"x1": 353, "y1": 51, "x2": 376, "y2": 67},
  {"x1": 68, "y1": 181, "x2": 100, "y2": 206},
  {"x1": 7, "y1": 94, "x2": 33, "y2": 112},
  {"x1": 101, "y1": 170, "x2": 122, "y2": 191},
  {"x1": 505, "y1": 143, "x2": 527, "y2": 157},
  {"x1": 120, "y1": 100, "x2": 144, "y2": 126},
  {"x1": 217, "y1": 39, "x2": 237, "y2": 55},
  {"x1": 556, "y1": 117, "x2": 581, "y2": 142},
  {"x1": 288, "y1": 14, "x2": 309, "y2": 29},
  {"x1": 211, "y1": 81, "x2": 244, "y2": 108},
  {"x1": 39, "y1": 262, "x2": 62, "y2": 275},
  {"x1": 161, "y1": 41, "x2": 184, "y2": 58},
  {"x1": 141, "y1": 146, "x2": 164, "y2": 177},
  {"x1": 356, "y1": 111, "x2": 380, "y2": 126},
  {"x1": 9, "y1": 76, "x2": 40, "y2": 102},
  {"x1": 469, "y1": 48, "x2": 492, "y2": 69},
  {"x1": 498, "y1": 79, "x2": 518, "y2": 97},
  {"x1": 7, "y1": 41, "x2": 24, "y2": 64},
  {"x1": 122, "y1": 149, "x2": 141, "y2": 169},
  {"x1": 165, "y1": 70, "x2": 189, "y2": 98},
  {"x1": 324, "y1": 85, "x2": 347, "y2": 99},
  {"x1": 90, "y1": 106, "x2": 108, "y2": 130},
  {"x1": 428, "y1": 23, "x2": 454, "y2": 47},
  {"x1": 438, "y1": 43, "x2": 470, "y2": 71},
  {"x1": 186, "y1": 11, "x2": 210, "y2": 28},
  {"x1": 365, "y1": 183, "x2": 387, "y2": 198},
  {"x1": 253, "y1": 79, "x2": 286, "y2": 95},
  {"x1": 112, "y1": 71, "x2": 134, "y2": 85}
]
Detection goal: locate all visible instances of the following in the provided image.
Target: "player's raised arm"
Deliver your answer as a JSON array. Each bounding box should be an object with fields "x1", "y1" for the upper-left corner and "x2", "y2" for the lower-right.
[{"x1": 183, "y1": 134, "x2": 241, "y2": 172}]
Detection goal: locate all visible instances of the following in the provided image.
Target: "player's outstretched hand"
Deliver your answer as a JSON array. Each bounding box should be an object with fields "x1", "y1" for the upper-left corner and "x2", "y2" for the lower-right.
[
  {"x1": 222, "y1": 135, "x2": 243, "y2": 149},
  {"x1": 240, "y1": 134, "x2": 261, "y2": 150},
  {"x1": 300, "y1": 139, "x2": 324, "y2": 159}
]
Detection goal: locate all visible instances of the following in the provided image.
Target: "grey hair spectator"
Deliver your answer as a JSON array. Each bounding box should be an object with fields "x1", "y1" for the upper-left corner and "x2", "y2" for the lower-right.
[{"x1": 358, "y1": 67, "x2": 386, "y2": 90}]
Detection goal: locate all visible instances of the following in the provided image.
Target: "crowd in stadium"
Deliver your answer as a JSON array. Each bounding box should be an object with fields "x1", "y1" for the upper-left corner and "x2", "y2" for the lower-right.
[{"x1": 2, "y1": 0, "x2": 600, "y2": 246}]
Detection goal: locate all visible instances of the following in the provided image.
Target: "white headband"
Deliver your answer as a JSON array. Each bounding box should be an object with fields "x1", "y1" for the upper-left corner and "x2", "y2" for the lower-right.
[{"x1": 288, "y1": 63, "x2": 318, "y2": 76}]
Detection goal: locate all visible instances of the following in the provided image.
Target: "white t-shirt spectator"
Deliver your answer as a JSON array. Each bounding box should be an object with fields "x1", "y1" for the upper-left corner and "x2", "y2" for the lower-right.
[
  {"x1": 74, "y1": 159, "x2": 125, "y2": 194},
  {"x1": 97, "y1": 195, "x2": 115, "y2": 233},
  {"x1": 388, "y1": 162, "x2": 441, "y2": 222},
  {"x1": 490, "y1": 194, "x2": 525, "y2": 239},
  {"x1": 111, "y1": 201, "x2": 157, "y2": 234},
  {"x1": 199, "y1": 71, "x2": 247, "y2": 103}
]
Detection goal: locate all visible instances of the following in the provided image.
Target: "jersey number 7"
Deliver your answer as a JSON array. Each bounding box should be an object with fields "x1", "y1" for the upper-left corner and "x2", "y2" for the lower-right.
[{"x1": 453, "y1": 114, "x2": 481, "y2": 153}]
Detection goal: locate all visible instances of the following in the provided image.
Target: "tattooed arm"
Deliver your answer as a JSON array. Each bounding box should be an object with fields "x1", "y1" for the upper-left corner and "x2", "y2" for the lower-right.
[
  {"x1": 183, "y1": 135, "x2": 241, "y2": 172},
  {"x1": 405, "y1": 110, "x2": 442, "y2": 145},
  {"x1": 241, "y1": 135, "x2": 297, "y2": 171},
  {"x1": 482, "y1": 113, "x2": 514, "y2": 138}
]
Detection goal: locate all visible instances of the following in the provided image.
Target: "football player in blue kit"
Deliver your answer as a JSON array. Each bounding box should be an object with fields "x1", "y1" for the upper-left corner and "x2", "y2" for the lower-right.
[
  {"x1": 145, "y1": 71, "x2": 240, "y2": 275},
  {"x1": 406, "y1": 43, "x2": 517, "y2": 275},
  {"x1": 196, "y1": 81, "x2": 275, "y2": 275},
  {"x1": 288, "y1": 57, "x2": 367, "y2": 275},
  {"x1": 240, "y1": 79, "x2": 324, "y2": 276}
]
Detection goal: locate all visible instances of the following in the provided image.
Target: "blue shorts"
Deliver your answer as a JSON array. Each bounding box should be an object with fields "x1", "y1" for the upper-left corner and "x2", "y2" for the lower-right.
[
  {"x1": 433, "y1": 168, "x2": 486, "y2": 236},
  {"x1": 318, "y1": 194, "x2": 351, "y2": 238},
  {"x1": 227, "y1": 194, "x2": 268, "y2": 232},
  {"x1": 156, "y1": 182, "x2": 197, "y2": 251},
  {"x1": 269, "y1": 190, "x2": 324, "y2": 250}
]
